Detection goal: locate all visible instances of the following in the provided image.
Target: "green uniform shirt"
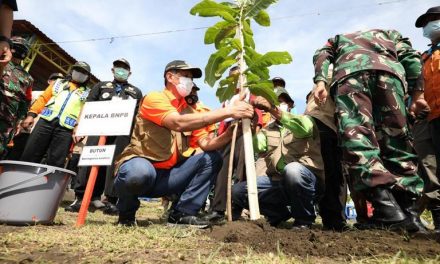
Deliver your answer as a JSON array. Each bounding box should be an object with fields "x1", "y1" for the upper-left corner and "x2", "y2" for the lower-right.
[
  {"x1": 253, "y1": 112, "x2": 314, "y2": 172},
  {"x1": 313, "y1": 29, "x2": 422, "y2": 92}
]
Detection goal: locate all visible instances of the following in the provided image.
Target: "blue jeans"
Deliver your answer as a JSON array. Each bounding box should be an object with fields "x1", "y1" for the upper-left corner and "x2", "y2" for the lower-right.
[
  {"x1": 232, "y1": 162, "x2": 317, "y2": 225},
  {"x1": 114, "y1": 151, "x2": 222, "y2": 218}
]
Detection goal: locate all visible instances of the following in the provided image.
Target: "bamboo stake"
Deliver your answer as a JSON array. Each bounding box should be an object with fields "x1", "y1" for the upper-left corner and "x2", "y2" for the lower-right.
[{"x1": 226, "y1": 122, "x2": 238, "y2": 221}]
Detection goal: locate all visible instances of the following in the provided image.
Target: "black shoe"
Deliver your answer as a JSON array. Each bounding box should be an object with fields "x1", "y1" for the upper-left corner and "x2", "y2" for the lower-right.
[
  {"x1": 168, "y1": 210, "x2": 210, "y2": 229},
  {"x1": 202, "y1": 211, "x2": 225, "y2": 223},
  {"x1": 291, "y1": 220, "x2": 312, "y2": 230},
  {"x1": 103, "y1": 202, "x2": 119, "y2": 216},
  {"x1": 392, "y1": 191, "x2": 428, "y2": 234},
  {"x1": 432, "y1": 208, "x2": 440, "y2": 233},
  {"x1": 364, "y1": 186, "x2": 407, "y2": 224},
  {"x1": 65, "y1": 199, "x2": 82, "y2": 212},
  {"x1": 323, "y1": 222, "x2": 352, "y2": 232},
  {"x1": 117, "y1": 214, "x2": 136, "y2": 227}
]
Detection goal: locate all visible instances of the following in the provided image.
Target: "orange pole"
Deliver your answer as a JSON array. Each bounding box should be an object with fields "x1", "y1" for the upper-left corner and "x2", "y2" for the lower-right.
[{"x1": 75, "y1": 136, "x2": 107, "y2": 227}]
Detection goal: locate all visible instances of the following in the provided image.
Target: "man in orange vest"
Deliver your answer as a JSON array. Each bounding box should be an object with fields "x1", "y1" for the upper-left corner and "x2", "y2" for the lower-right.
[
  {"x1": 113, "y1": 60, "x2": 254, "y2": 227},
  {"x1": 415, "y1": 6, "x2": 440, "y2": 233}
]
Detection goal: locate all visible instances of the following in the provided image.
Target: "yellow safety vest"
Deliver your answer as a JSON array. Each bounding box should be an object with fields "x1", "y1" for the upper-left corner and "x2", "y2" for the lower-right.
[{"x1": 40, "y1": 79, "x2": 89, "y2": 130}]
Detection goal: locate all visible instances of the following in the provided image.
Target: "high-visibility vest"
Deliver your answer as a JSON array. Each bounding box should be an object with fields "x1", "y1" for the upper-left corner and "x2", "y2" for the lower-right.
[{"x1": 40, "y1": 79, "x2": 89, "y2": 130}]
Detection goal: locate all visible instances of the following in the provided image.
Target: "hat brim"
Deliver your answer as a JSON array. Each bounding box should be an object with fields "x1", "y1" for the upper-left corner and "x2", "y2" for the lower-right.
[
  {"x1": 416, "y1": 12, "x2": 440, "y2": 27},
  {"x1": 182, "y1": 67, "x2": 202, "y2": 78},
  {"x1": 279, "y1": 93, "x2": 294, "y2": 104},
  {"x1": 113, "y1": 60, "x2": 130, "y2": 69}
]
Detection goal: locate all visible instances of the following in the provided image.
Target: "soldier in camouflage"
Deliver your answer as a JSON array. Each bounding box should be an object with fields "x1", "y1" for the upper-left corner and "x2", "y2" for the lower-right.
[
  {"x1": 0, "y1": 36, "x2": 33, "y2": 158},
  {"x1": 313, "y1": 29, "x2": 428, "y2": 233}
]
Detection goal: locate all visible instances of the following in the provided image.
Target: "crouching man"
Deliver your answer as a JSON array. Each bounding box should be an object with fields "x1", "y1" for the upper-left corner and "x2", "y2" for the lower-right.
[
  {"x1": 113, "y1": 60, "x2": 254, "y2": 228},
  {"x1": 232, "y1": 88, "x2": 325, "y2": 228}
]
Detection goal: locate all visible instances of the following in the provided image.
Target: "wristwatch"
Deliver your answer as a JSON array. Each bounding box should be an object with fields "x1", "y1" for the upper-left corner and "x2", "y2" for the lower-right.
[{"x1": 0, "y1": 35, "x2": 12, "y2": 47}]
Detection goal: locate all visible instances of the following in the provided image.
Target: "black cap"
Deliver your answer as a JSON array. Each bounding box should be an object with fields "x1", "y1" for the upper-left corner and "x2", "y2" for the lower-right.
[
  {"x1": 113, "y1": 58, "x2": 130, "y2": 69},
  {"x1": 48, "y1": 72, "x2": 64, "y2": 81},
  {"x1": 416, "y1": 6, "x2": 440, "y2": 28},
  {"x1": 272, "y1": 77, "x2": 286, "y2": 88},
  {"x1": 164, "y1": 60, "x2": 202, "y2": 78}
]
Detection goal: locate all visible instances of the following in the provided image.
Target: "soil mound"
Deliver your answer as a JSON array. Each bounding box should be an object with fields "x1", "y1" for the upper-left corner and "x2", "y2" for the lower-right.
[{"x1": 207, "y1": 220, "x2": 440, "y2": 259}]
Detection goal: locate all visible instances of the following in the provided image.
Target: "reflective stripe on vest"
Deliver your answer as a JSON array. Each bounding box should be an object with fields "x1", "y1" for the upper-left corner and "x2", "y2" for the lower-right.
[{"x1": 40, "y1": 79, "x2": 89, "y2": 129}]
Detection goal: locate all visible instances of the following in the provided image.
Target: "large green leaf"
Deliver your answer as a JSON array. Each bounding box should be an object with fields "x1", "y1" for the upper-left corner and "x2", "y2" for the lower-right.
[
  {"x1": 248, "y1": 51, "x2": 292, "y2": 71},
  {"x1": 247, "y1": 67, "x2": 270, "y2": 80},
  {"x1": 243, "y1": 0, "x2": 277, "y2": 18},
  {"x1": 243, "y1": 32, "x2": 255, "y2": 49},
  {"x1": 204, "y1": 21, "x2": 234, "y2": 44},
  {"x1": 244, "y1": 46, "x2": 262, "y2": 61},
  {"x1": 248, "y1": 81, "x2": 279, "y2": 105},
  {"x1": 245, "y1": 72, "x2": 261, "y2": 84},
  {"x1": 217, "y1": 76, "x2": 237, "y2": 102},
  {"x1": 242, "y1": 19, "x2": 253, "y2": 35},
  {"x1": 205, "y1": 46, "x2": 233, "y2": 87},
  {"x1": 253, "y1": 10, "x2": 270, "y2": 26},
  {"x1": 241, "y1": 19, "x2": 255, "y2": 49},
  {"x1": 214, "y1": 26, "x2": 237, "y2": 49},
  {"x1": 215, "y1": 57, "x2": 237, "y2": 79},
  {"x1": 229, "y1": 38, "x2": 242, "y2": 51},
  {"x1": 190, "y1": 0, "x2": 237, "y2": 22}
]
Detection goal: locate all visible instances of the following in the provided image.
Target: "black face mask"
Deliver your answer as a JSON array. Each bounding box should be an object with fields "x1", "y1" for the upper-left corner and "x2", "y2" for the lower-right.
[{"x1": 185, "y1": 94, "x2": 198, "y2": 106}]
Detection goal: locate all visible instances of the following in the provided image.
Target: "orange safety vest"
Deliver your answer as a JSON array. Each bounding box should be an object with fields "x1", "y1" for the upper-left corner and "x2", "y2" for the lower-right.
[{"x1": 422, "y1": 46, "x2": 440, "y2": 121}]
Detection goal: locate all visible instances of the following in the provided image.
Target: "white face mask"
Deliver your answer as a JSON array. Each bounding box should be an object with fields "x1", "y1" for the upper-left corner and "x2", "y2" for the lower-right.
[
  {"x1": 176, "y1": 76, "x2": 193, "y2": 97},
  {"x1": 71, "y1": 70, "x2": 88, "y2": 84},
  {"x1": 279, "y1": 103, "x2": 289, "y2": 112},
  {"x1": 423, "y1": 20, "x2": 440, "y2": 40}
]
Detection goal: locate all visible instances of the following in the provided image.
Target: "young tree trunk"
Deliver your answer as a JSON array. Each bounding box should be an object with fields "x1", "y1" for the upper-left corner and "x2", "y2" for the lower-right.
[{"x1": 235, "y1": 10, "x2": 260, "y2": 220}]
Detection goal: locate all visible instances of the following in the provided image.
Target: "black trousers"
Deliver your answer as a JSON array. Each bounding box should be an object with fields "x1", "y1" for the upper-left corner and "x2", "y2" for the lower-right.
[
  {"x1": 73, "y1": 135, "x2": 130, "y2": 200},
  {"x1": 314, "y1": 118, "x2": 348, "y2": 226},
  {"x1": 21, "y1": 118, "x2": 73, "y2": 168}
]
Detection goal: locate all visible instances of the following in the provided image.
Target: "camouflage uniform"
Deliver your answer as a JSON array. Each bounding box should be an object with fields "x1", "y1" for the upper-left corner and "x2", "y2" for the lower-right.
[
  {"x1": 313, "y1": 29, "x2": 423, "y2": 195},
  {"x1": 0, "y1": 61, "x2": 33, "y2": 158}
]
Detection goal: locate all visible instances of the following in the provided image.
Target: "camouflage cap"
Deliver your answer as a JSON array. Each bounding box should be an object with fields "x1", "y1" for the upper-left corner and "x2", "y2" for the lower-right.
[
  {"x1": 113, "y1": 58, "x2": 130, "y2": 69},
  {"x1": 72, "y1": 61, "x2": 91, "y2": 73},
  {"x1": 164, "y1": 60, "x2": 202, "y2": 78},
  {"x1": 10, "y1": 36, "x2": 30, "y2": 59},
  {"x1": 274, "y1": 86, "x2": 294, "y2": 104},
  {"x1": 10, "y1": 36, "x2": 29, "y2": 48}
]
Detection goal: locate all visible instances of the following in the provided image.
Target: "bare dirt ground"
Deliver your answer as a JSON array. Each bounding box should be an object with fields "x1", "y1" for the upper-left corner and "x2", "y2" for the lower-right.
[
  {"x1": 1, "y1": 199, "x2": 440, "y2": 263},
  {"x1": 208, "y1": 220, "x2": 440, "y2": 262}
]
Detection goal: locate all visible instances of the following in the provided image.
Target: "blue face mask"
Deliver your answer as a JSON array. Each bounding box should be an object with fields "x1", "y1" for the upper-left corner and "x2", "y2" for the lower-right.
[
  {"x1": 113, "y1": 67, "x2": 130, "y2": 81},
  {"x1": 423, "y1": 20, "x2": 440, "y2": 40}
]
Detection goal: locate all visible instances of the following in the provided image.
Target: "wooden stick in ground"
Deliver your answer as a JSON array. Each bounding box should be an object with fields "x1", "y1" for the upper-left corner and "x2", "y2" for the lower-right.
[
  {"x1": 76, "y1": 136, "x2": 107, "y2": 227},
  {"x1": 236, "y1": 7, "x2": 260, "y2": 220},
  {"x1": 226, "y1": 121, "x2": 238, "y2": 222}
]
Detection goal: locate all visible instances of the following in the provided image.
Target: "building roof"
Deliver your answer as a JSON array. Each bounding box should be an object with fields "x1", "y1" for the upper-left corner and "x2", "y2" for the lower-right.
[{"x1": 12, "y1": 20, "x2": 100, "y2": 90}]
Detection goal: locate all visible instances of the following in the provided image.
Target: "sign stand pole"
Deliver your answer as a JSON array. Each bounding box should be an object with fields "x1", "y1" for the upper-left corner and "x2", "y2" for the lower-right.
[{"x1": 75, "y1": 136, "x2": 107, "y2": 227}]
